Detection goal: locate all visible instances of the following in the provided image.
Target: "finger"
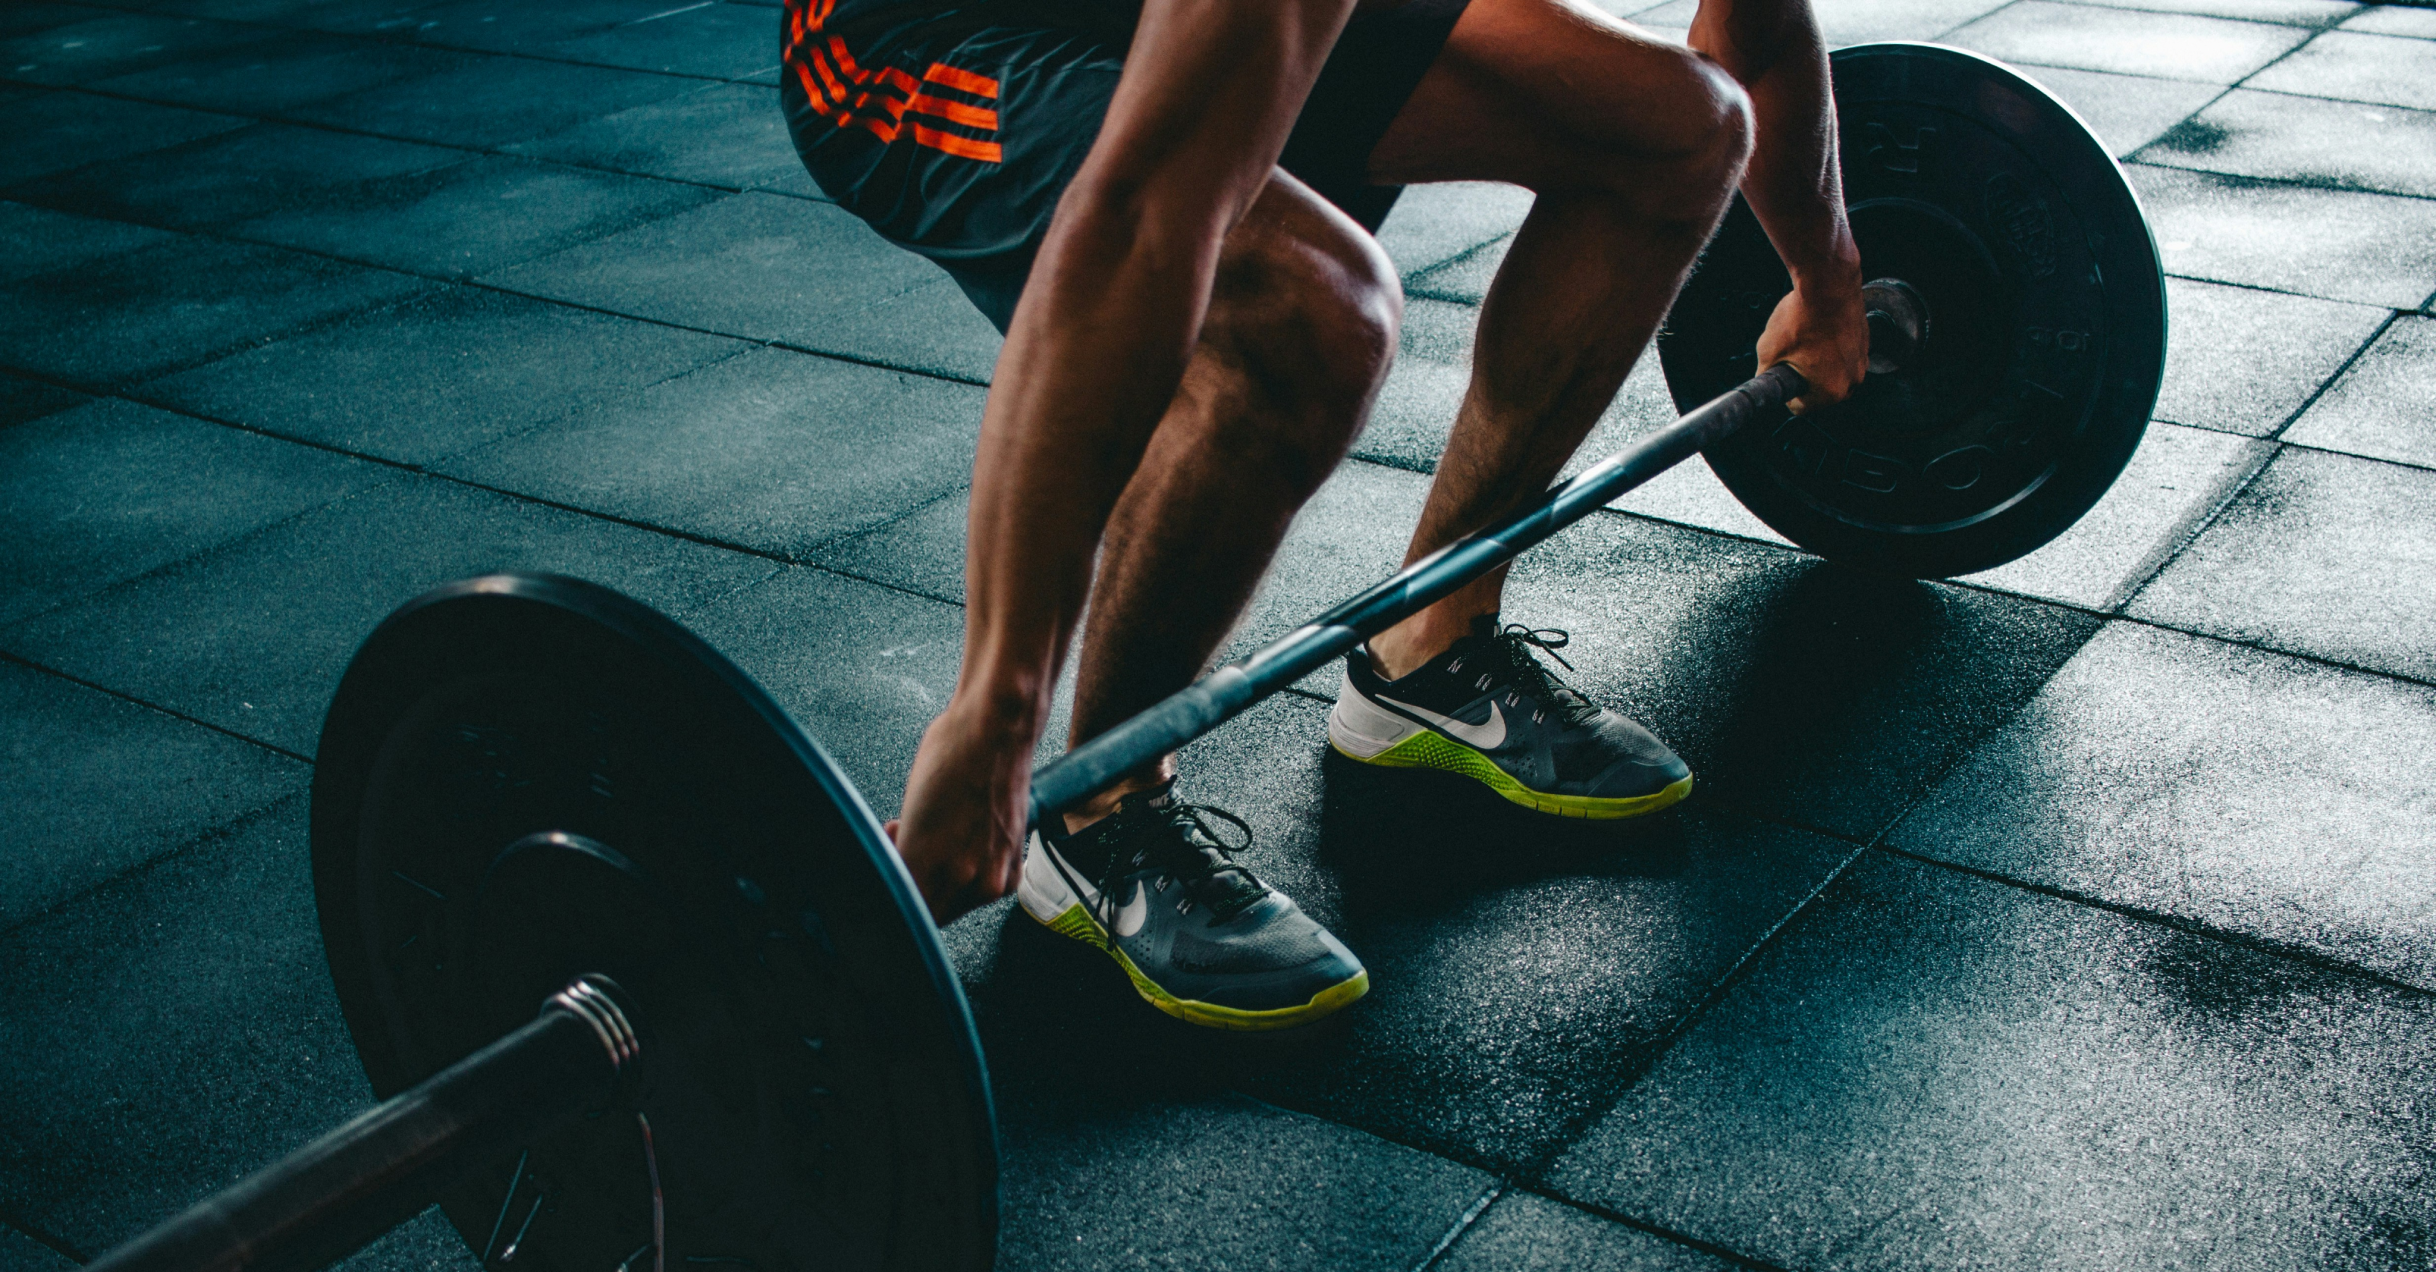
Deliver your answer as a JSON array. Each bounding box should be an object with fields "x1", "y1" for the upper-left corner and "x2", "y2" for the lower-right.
[{"x1": 884, "y1": 817, "x2": 901, "y2": 842}]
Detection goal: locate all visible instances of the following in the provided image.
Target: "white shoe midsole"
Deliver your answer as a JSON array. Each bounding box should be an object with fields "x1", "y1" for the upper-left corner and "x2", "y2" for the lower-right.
[
  {"x1": 1327, "y1": 678, "x2": 1426, "y2": 759},
  {"x1": 1016, "y1": 832, "x2": 1082, "y2": 923}
]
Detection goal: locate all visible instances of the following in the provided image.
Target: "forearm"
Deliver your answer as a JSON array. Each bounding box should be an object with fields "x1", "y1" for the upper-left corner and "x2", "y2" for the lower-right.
[{"x1": 1689, "y1": 0, "x2": 1856, "y2": 291}]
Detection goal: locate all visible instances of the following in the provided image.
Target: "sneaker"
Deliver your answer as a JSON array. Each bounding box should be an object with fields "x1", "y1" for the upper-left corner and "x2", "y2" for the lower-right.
[
  {"x1": 1015, "y1": 784, "x2": 1368, "y2": 1030},
  {"x1": 1328, "y1": 618, "x2": 1692, "y2": 819}
]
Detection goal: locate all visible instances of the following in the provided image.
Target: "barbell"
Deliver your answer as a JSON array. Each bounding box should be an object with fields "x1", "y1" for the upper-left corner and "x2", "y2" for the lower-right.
[{"x1": 84, "y1": 41, "x2": 2163, "y2": 1272}]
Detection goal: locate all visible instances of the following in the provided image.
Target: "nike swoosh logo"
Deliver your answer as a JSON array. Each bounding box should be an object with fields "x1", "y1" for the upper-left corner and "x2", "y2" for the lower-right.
[
  {"x1": 1379, "y1": 695, "x2": 1506, "y2": 749},
  {"x1": 1056, "y1": 856, "x2": 1151, "y2": 938}
]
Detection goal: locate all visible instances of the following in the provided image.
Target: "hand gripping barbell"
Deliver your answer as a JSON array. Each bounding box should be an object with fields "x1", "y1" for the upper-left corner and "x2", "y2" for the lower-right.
[{"x1": 85, "y1": 42, "x2": 2162, "y2": 1272}]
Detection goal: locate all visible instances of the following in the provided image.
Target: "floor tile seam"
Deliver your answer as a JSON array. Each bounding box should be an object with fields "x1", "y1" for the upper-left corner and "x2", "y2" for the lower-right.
[
  {"x1": 0, "y1": 789, "x2": 310, "y2": 944},
  {"x1": 2081, "y1": 423, "x2": 2284, "y2": 613},
  {"x1": 1505, "y1": 839, "x2": 1879, "y2": 1186},
  {"x1": 0, "y1": 644, "x2": 306, "y2": 764},
  {"x1": 1931, "y1": 0, "x2": 2029, "y2": 41},
  {"x1": 2110, "y1": 437, "x2": 2287, "y2": 610},
  {"x1": 2194, "y1": 79, "x2": 2436, "y2": 117},
  {"x1": 31, "y1": 1, "x2": 776, "y2": 90},
  {"x1": 3, "y1": 78, "x2": 785, "y2": 205},
  {"x1": 2261, "y1": 308, "x2": 2403, "y2": 442},
  {"x1": 2132, "y1": 150, "x2": 2436, "y2": 201},
  {"x1": 1402, "y1": 235, "x2": 1513, "y2": 297},
  {"x1": 1872, "y1": 842, "x2": 2436, "y2": 997},
  {"x1": 1409, "y1": 1180, "x2": 1505, "y2": 1272},
  {"x1": 1499, "y1": 1183, "x2": 1795, "y2": 1272},
  {"x1": 0, "y1": 422, "x2": 422, "y2": 619},
  {"x1": 2105, "y1": 608, "x2": 2436, "y2": 688},
  {"x1": 2158, "y1": 269, "x2": 2413, "y2": 309},
  {"x1": 2123, "y1": 151, "x2": 2436, "y2": 202},
  {"x1": 2041, "y1": 0, "x2": 2357, "y2": 29},
  {"x1": 0, "y1": 1204, "x2": 90, "y2": 1266}
]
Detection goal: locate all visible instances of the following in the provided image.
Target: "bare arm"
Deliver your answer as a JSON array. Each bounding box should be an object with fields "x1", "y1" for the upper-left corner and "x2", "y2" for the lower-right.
[
  {"x1": 897, "y1": 0, "x2": 1357, "y2": 919},
  {"x1": 1688, "y1": 0, "x2": 1866, "y2": 409}
]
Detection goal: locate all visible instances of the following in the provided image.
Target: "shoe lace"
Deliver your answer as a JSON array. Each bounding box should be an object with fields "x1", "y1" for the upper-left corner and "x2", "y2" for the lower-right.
[
  {"x1": 1481, "y1": 624, "x2": 1599, "y2": 727},
  {"x1": 1089, "y1": 800, "x2": 1266, "y2": 928}
]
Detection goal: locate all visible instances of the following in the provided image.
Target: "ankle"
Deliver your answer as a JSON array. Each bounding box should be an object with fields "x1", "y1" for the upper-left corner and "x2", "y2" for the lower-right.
[
  {"x1": 1370, "y1": 612, "x2": 1486, "y2": 680},
  {"x1": 1061, "y1": 768, "x2": 1174, "y2": 835}
]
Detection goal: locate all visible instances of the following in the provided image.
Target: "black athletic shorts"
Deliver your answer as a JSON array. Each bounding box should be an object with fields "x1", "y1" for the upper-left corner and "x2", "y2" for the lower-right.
[{"x1": 779, "y1": 0, "x2": 1471, "y2": 332}]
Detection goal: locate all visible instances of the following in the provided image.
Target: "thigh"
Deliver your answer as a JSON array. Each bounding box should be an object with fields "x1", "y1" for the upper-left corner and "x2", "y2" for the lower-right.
[{"x1": 1365, "y1": 0, "x2": 1725, "y2": 189}]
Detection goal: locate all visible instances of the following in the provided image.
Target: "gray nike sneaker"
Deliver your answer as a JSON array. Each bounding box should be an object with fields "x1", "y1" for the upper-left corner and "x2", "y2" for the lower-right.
[
  {"x1": 1015, "y1": 784, "x2": 1368, "y2": 1030},
  {"x1": 1328, "y1": 617, "x2": 1692, "y2": 819}
]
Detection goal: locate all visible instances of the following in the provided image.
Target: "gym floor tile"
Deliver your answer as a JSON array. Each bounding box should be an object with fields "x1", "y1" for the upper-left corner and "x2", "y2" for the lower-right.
[
  {"x1": 804, "y1": 488, "x2": 969, "y2": 604},
  {"x1": 506, "y1": 83, "x2": 803, "y2": 191},
  {"x1": 1246, "y1": 793, "x2": 1858, "y2": 1173},
  {"x1": 1545, "y1": 853, "x2": 2436, "y2": 1271},
  {"x1": 6, "y1": 121, "x2": 468, "y2": 232},
  {"x1": 546, "y1": 0, "x2": 779, "y2": 79},
  {"x1": 0, "y1": 90, "x2": 246, "y2": 187},
  {"x1": 2341, "y1": 2, "x2": 2436, "y2": 37},
  {"x1": 228, "y1": 152, "x2": 720, "y2": 279},
  {"x1": 2285, "y1": 314, "x2": 2436, "y2": 468},
  {"x1": 1807, "y1": 0, "x2": 2014, "y2": 44},
  {"x1": 2150, "y1": 276, "x2": 2389, "y2": 435},
  {"x1": 683, "y1": 565, "x2": 965, "y2": 815},
  {"x1": 1889, "y1": 621, "x2": 2436, "y2": 988},
  {"x1": 480, "y1": 192, "x2": 940, "y2": 344},
  {"x1": 0, "y1": 1227, "x2": 75, "y2": 1272},
  {"x1": 0, "y1": 399, "x2": 397, "y2": 626},
  {"x1": 285, "y1": 52, "x2": 700, "y2": 150},
  {"x1": 2054, "y1": 0, "x2": 2355, "y2": 24},
  {"x1": 0, "y1": 201, "x2": 177, "y2": 284},
  {"x1": 2244, "y1": 29, "x2": 2436, "y2": 110},
  {"x1": 0, "y1": 237, "x2": 431, "y2": 387},
  {"x1": 2141, "y1": 90, "x2": 2436, "y2": 199},
  {"x1": 2013, "y1": 63, "x2": 2224, "y2": 157},
  {"x1": 83, "y1": 29, "x2": 465, "y2": 116},
  {"x1": 389, "y1": 0, "x2": 675, "y2": 53},
  {"x1": 146, "y1": 0, "x2": 446, "y2": 34},
  {"x1": 0, "y1": 372, "x2": 87, "y2": 428},
  {"x1": 1405, "y1": 234, "x2": 1510, "y2": 305},
  {"x1": 0, "y1": 662, "x2": 303, "y2": 931},
  {"x1": 0, "y1": 798, "x2": 438, "y2": 1252},
  {"x1": 1436, "y1": 1192, "x2": 1737, "y2": 1272},
  {"x1": 793, "y1": 276, "x2": 1005, "y2": 382},
  {"x1": 1944, "y1": 1, "x2": 2311, "y2": 82},
  {"x1": 440, "y1": 347, "x2": 985, "y2": 557},
  {"x1": 2131, "y1": 446, "x2": 2436, "y2": 682},
  {"x1": 1373, "y1": 181, "x2": 1533, "y2": 281},
  {"x1": 0, "y1": 477, "x2": 778, "y2": 755},
  {"x1": 1483, "y1": 515, "x2": 2104, "y2": 840},
  {"x1": 2131, "y1": 165, "x2": 2436, "y2": 308},
  {"x1": 1961, "y1": 421, "x2": 2272, "y2": 609},
  {"x1": 988, "y1": 1092, "x2": 1490, "y2": 1272},
  {"x1": 139, "y1": 286, "x2": 746, "y2": 465},
  {"x1": 0, "y1": 12, "x2": 276, "y2": 85}
]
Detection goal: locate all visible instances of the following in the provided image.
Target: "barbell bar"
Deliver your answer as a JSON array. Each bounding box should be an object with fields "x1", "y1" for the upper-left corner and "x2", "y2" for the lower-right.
[{"x1": 81, "y1": 40, "x2": 2164, "y2": 1272}]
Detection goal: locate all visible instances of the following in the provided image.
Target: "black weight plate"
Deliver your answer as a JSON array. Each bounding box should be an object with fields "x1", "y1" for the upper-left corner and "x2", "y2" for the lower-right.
[
  {"x1": 1659, "y1": 42, "x2": 2167, "y2": 578},
  {"x1": 310, "y1": 574, "x2": 996, "y2": 1272}
]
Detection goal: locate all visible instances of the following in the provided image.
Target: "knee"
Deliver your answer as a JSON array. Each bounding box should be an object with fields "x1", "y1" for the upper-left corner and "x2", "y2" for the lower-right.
[
  {"x1": 1200, "y1": 229, "x2": 1400, "y2": 488},
  {"x1": 1568, "y1": 47, "x2": 1753, "y2": 223}
]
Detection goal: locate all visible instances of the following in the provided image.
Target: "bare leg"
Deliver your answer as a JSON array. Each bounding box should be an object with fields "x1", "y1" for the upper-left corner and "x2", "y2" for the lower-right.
[
  {"x1": 1063, "y1": 173, "x2": 1398, "y2": 828},
  {"x1": 894, "y1": 171, "x2": 1398, "y2": 908},
  {"x1": 1360, "y1": 0, "x2": 1756, "y2": 676}
]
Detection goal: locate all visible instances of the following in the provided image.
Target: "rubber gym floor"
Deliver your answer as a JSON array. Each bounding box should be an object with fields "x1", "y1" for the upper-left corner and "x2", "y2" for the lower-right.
[{"x1": 4, "y1": 0, "x2": 2434, "y2": 1267}]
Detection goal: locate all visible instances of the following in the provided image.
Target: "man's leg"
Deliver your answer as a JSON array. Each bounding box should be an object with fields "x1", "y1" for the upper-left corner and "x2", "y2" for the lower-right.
[
  {"x1": 1058, "y1": 172, "x2": 1399, "y2": 829},
  {"x1": 982, "y1": 172, "x2": 1390, "y2": 1029},
  {"x1": 1318, "y1": 0, "x2": 1749, "y2": 819},
  {"x1": 1361, "y1": 0, "x2": 1755, "y2": 676}
]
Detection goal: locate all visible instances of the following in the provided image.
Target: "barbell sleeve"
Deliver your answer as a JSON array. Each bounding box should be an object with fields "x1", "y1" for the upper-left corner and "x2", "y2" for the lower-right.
[
  {"x1": 87, "y1": 978, "x2": 642, "y2": 1272},
  {"x1": 1028, "y1": 361, "x2": 1807, "y2": 824}
]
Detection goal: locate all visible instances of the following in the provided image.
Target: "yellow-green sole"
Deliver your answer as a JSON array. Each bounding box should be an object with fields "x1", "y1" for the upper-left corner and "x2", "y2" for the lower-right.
[
  {"x1": 1334, "y1": 729, "x2": 1692, "y2": 820},
  {"x1": 1032, "y1": 903, "x2": 1369, "y2": 1031}
]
